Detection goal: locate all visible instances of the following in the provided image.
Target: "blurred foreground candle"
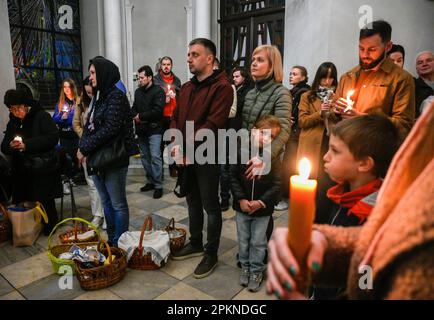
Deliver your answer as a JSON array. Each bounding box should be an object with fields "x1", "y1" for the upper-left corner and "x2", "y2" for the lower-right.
[
  {"x1": 288, "y1": 158, "x2": 317, "y2": 293},
  {"x1": 13, "y1": 136, "x2": 22, "y2": 143}
]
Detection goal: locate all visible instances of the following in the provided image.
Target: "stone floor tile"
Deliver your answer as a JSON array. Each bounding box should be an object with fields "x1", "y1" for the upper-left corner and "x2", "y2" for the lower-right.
[
  {"x1": 0, "y1": 275, "x2": 14, "y2": 296},
  {"x1": 20, "y1": 274, "x2": 84, "y2": 300},
  {"x1": 0, "y1": 252, "x2": 54, "y2": 288},
  {"x1": 0, "y1": 242, "x2": 46, "y2": 269},
  {"x1": 219, "y1": 245, "x2": 239, "y2": 269},
  {"x1": 0, "y1": 290, "x2": 25, "y2": 300},
  {"x1": 132, "y1": 198, "x2": 173, "y2": 213},
  {"x1": 159, "y1": 192, "x2": 187, "y2": 205},
  {"x1": 126, "y1": 182, "x2": 146, "y2": 193},
  {"x1": 109, "y1": 269, "x2": 178, "y2": 300},
  {"x1": 222, "y1": 208, "x2": 236, "y2": 220},
  {"x1": 161, "y1": 255, "x2": 203, "y2": 281},
  {"x1": 155, "y1": 282, "x2": 215, "y2": 300},
  {"x1": 184, "y1": 263, "x2": 244, "y2": 300},
  {"x1": 220, "y1": 219, "x2": 238, "y2": 242},
  {"x1": 232, "y1": 286, "x2": 273, "y2": 300},
  {"x1": 74, "y1": 289, "x2": 122, "y2": 300},
  {"x1": 154, "y1": 205, "x2": 189, "y2": 223},
  {"x1": 217, "y1": 237, "x2": 238, "y2": 256}
]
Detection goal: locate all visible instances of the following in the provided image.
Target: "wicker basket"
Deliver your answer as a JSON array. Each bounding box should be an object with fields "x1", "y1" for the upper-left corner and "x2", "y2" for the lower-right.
[
  {"x1": 47, "y1": 217, "x2": 100, "y2": 275},
  {"x1": 164, "y1": 218, "x2": 186, "y2": 253},
  {"x1": 58, "y1": 220, "x2": 98, "y2": 244},
  {"x1": 128, "y1": 216, "x2": 163, "y2": 270},
  {"x1": 0, "y1": 203, "x2": 11, "y2": 244},
  {"x1": 75, "y1": 240, "x2": 127, "y2": 290}
]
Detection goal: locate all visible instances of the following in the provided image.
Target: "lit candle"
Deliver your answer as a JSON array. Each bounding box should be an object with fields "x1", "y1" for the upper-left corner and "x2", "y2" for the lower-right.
[
  {"x1": 288, "y1": 158, "x2": 318, "y2": 294},
  {"x1": 344, "y1": 89, "x2": 355, "y2": 113},
  {"x1": 14, "y1": 136, "x2": 23, "y2": 143}
]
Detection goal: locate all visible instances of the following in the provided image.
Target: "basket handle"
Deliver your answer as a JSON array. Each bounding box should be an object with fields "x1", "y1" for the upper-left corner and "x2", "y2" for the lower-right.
[
  {"x1": 138, "y1": 216, "x2": 153, "y2": 256},
  {"x1": 166, "y1": 218, "x2": 175, "y2": 231},
  {"x1": 34, "y1": 202, "x2": 49, "y2": 224},
  {"x1": 99, "y1": 240, "x2": 113, "y2": 264},
  {"x1": 0, "y1": 203, "x2": 8, "y2": 220},
  {"x1": 48, "y1": 217, "x2": 101, "y2": 250}
]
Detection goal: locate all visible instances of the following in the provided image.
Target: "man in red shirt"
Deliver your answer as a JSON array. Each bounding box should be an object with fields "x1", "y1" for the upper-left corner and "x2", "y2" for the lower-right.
[{"x1": 154, "y1": 56, "x2": 182, "y2": 178}]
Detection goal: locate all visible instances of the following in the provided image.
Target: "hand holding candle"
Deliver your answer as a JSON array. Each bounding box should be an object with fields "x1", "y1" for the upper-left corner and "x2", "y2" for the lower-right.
[
  {"x1": 343, "y1": 89, "x2": 355, "y2": 113},
  {"x1": 288, "y1": 158, "x2": 317, "y2": 294},
  {"x1": 13, "y1": 136, "x2": 23, "y2": 143}
]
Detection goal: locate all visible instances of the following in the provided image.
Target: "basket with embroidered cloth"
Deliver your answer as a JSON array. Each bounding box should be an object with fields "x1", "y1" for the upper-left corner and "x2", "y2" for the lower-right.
[{"x1": 118, "y1": 216, "x2": 170, "y2": 270}]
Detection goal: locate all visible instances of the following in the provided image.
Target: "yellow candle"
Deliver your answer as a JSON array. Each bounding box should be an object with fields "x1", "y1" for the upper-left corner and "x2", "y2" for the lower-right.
[
  {"x1": 14, "y1": 136, "x2": 22, "y2": 143},
  {"x1": 288, "y1": 158, "x2": 317, "y2": 293}
]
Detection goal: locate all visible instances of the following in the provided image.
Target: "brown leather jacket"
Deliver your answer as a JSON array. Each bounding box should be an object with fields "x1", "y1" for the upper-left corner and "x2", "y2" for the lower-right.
[{"x1": 336, "y1": 58, "x2": 415, "y2": 139}]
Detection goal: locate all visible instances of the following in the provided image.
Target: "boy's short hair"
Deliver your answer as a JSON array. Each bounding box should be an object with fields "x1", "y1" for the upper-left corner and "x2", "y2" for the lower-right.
[
  {"x1": 331, "y1": 114, "x2": 399, "y2": 177},
  {"x1": 254, "y1": 115, "x2": 281, "y2": 130}
]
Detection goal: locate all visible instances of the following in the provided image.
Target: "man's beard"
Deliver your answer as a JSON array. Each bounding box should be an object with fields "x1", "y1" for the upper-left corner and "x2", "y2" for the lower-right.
[
  {"x1": 359, "y1": 50, "x2": 386, "y2": 70},
  {"x1": 162, "y1": 69, "x2": 171, "y2": 75}
]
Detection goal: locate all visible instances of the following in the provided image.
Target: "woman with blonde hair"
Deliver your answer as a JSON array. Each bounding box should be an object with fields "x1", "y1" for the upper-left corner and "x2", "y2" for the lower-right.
[
  {"x1": 53, "y1": 78, "x2": 80, "y2": 193},
  {"x1": 242, "y1": 45, "x2": 291, "y2": 211},
  {"x1": 237, "y1": 45, "x2": 291, "y2": 264}
]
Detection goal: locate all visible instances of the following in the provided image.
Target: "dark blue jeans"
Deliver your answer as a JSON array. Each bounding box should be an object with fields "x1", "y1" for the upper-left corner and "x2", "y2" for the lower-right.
[
  {"x1": 92, "y1": 166, "x2": 129, "y2": 245},
  {"x1": 186, "y1": 164, "x2": 222, "y2": 256},
  {"x1": 138, "y1": 134, "x2": 163, "y2": 189}
]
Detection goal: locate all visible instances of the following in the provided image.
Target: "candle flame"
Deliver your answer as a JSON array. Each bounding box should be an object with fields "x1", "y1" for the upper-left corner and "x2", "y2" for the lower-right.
[
  {"x1": 346, "y1": 90, "x2": 355, "y2": 102},
  {"x1": 299, "y1": 158, "x2": 311, "y2": 180}
]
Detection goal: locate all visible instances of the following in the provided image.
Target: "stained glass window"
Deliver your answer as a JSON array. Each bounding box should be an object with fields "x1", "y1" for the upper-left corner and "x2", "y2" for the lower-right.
[{"x1": 7, "y1": 0, "x2": 83, "y2": 109}]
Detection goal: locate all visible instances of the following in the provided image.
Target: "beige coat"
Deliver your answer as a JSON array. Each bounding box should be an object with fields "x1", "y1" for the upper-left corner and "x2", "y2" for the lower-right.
[
  {"x1": 314, "y1": 102, "x2": 434, "y2": 299},
  {"x1": 297, "y1": 91, "x2": 338, "y2": 179},
  {"x1": 72, "y1": 103, "x2": 87, "y2": 138},
  {"x1": 336, "y1": 58, "x2": 415, "y2": 139}
]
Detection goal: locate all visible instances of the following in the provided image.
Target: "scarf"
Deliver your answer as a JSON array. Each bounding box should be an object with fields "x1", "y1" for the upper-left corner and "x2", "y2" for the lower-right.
[
  {"x1": 316, "y1": 86, "x2": 335, "y2": 103},
  {"x1": 327, "y1": 178, "x2": 382, "y2": 224}
]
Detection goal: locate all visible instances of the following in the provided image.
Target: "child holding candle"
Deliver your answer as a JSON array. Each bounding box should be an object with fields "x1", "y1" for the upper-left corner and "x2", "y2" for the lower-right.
[
  {"x1": 230, "y1": 115, "x2": 282, "y2": 292},
  {"x1": 266, "y1": 103, "x2": 434, "y2": 300}
]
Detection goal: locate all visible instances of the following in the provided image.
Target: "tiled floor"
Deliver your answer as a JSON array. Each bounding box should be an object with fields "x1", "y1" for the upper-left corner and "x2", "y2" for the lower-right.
[{"x1": 0, "y1": 167, "x2": 286, "y2": 300}]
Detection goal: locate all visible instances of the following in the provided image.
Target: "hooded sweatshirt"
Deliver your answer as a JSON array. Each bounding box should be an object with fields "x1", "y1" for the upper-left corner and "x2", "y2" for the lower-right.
[{"x1": 79, "y1": 58, "x2": 136, "y2": 162}]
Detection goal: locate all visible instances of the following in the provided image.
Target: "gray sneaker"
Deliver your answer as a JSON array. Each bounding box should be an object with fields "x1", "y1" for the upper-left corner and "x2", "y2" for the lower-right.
[
  {"x1": 171, "y1": 243, "x2": 204, "y2": 261},
  {"x1": 248, "y1": 273, "x2": 264, "y2": 292},
  {"x1": 239, "y1": 269, "x2": 250, "y2": 287}
]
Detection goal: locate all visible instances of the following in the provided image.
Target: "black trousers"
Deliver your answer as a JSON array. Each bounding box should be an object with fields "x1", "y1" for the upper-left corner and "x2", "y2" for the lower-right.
[{"x1": 186, "y1": 164, "x2": 222, "y2": 256}]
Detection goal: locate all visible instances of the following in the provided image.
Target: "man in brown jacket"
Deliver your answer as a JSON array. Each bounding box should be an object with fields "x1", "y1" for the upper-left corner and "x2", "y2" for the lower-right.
[
  {"x1": 335, "y1": 20, "x2": 415, "y2": 139},
  {"x1": 170, "y1": 38, "x2": 234, "y2": 279}
]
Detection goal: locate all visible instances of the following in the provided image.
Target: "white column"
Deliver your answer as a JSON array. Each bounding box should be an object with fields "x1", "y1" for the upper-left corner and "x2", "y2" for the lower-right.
[
  {"x1": 185, "y1": 0, "x2": 194, "y2": 79},
  {"x1": 124, "y1": 0, "x2": 134, "y2": 102},
  {"x1": 97, "y1": 0, "x2": 105, "y2": 56},
  {"x1": 194, "y1": 0, "x2": 211, "y2": 39},
  {"x1": 103, "y1": 0, "x2": 123, "y2": 74}
]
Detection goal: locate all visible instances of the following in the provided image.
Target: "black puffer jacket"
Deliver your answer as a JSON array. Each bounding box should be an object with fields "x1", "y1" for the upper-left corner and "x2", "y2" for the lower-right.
[
  {"x1": 132, "y1": 83, "x2": 165, "y2": 136},
  {"x1": 1, "y1": 103, "x2": 62, "y2": 202},
  {"x1": 230, "y1": 152, "x2": 281, "y2": 217},
  {"x1": 79, "y1": 58, "x2": 136, "y2": 168}
]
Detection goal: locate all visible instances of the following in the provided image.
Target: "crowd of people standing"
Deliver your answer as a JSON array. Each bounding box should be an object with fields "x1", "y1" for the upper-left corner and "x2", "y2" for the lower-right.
[{"x1": 1, "y1": 18, "x2": 433, "y2": 299}]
